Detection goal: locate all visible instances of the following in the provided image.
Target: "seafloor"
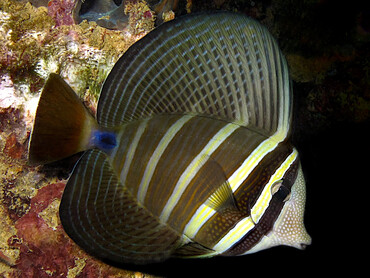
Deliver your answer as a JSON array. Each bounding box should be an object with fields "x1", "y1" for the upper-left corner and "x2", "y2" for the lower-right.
[{"x1": 0, "y1": 0, "x2": 369, "y2": 277}]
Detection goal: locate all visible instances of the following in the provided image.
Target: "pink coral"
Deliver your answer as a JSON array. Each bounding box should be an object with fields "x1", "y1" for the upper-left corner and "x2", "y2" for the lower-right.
[
  {"x1": 47, "y1": 0, "x2": 77, "y2": 26},
  {"x1": 4, "y1": 133, "x2": 25, "y2": 160},
  {"x1": 9, "y1": 182, "x2": 134, "y2": 277},
  {"x1": 13, "y1": 183, "x2": 74, "y2": 277}
]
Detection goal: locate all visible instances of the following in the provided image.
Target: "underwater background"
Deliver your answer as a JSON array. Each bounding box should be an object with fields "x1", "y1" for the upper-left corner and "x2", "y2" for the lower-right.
[{"x1": 0, "y1": 0, "x2": 369, "y2": 277}]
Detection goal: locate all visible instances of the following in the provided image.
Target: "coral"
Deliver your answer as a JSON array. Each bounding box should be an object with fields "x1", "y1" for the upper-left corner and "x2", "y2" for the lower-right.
[
  {"x1": 161, "y1": 10, "x2": 175, "y2": 22},
  {"x1": 74, "y1": 0, "x2": 129, "y2": 30},
  {"x1": 0, "y1": 107, "x2": 152, "y2": 276},
  {"x1": 0, "y1": 0, "x2": 157, "y2": 277},
  {"x1": 36, "y1": 0, "x2": 176, "y2": 30},
  {"x1": 47, "y1": 0, "x2": 77, "y2": 26},
  {"x1": 3, "y1": 133, "x2": 25, "y2": 160},
  {"x1": 11, "y1": 183, "x2": 137, "y2": 277},
  {"x1": 125, "y1": 0, "x2": 155, "y2": 35},
  {"x1": 0, "y1": 204, "x2": 19, "y2": 268},
  {"x1": 0, "y1": 0, "x2": 54, "y2": 90},
  {"x1": 0, "y1": 0, "x2": 155, "y2": 101},
  {"x1": 148, "y1": 0, "x2": 179, "y2": 23}
]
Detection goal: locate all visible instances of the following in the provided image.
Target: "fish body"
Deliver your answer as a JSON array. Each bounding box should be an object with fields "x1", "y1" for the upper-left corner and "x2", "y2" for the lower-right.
[{"x1": 29, "y1": 12, "x2": 311, "y2": 264}]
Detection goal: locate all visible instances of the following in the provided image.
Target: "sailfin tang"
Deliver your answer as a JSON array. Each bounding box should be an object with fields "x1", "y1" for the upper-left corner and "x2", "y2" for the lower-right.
[
  {"x1": 98, "y1": 11, "x2": 292, "y2": 136},
  {"x1": 28, "y1": 74, "x2": 97, "y2": 164},
  {"x1": 59, "y1": 149, "x2": 184, "y2": 264}
]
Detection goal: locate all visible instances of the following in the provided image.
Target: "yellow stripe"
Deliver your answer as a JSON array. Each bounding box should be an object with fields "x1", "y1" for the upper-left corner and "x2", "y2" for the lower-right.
[
  {"x1": 183, "y1": 205, "x2": 214, "y2": 238},
  {"x1": 212, "y1": 149, "x2": 298, "y2": 253},
  {"x1": 212, "y1": 217, "x2": 255, "y2": 252},
  {"x1": 228, "y1": 129, "x2": 287, "y2": 192},
  {"x1": 160, "y1": 123, "x2": 240, "y2": 222},
  {"x1": 183, "y1": 129, "x2": 287, "y2": 239},
  {"x1": 137, "y1": 115, "x2": 194, "y2": 202},
  {"x1": 250, "y1": 149, "x2": 298, "y2": 222}
]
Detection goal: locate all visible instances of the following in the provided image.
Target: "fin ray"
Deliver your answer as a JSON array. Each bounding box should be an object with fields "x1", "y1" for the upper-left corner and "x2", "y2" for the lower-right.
[
  {"x1": 28, "y1": 74, "x2": 97, "y2": 164},
  {"x1": 98, "y1": 12, "x2": 291, "y2": 136},
  {"x1": 59, "y1": 149, "x2": 184, "y2": 264},
  {"x1": 205, "y1": 181, "x2": 237, "y2": 212},
  {"x1": 175, "y1": 242, "x2": 215, "y2": 258},
  {"x1": 196, "y1": 156, "x2": 238, "y2": 212}
]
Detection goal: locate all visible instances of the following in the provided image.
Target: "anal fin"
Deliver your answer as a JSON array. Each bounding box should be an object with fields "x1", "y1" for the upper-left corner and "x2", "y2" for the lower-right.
[
  {"x1": 59, "y1": 149, "x2": 184, "y2": 264},
  {"x1": 175, "y1": 242, "x2": 215, "y2": 259}
]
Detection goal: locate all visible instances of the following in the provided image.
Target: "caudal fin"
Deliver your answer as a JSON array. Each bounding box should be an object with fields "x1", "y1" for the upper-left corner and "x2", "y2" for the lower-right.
[{"x1": 28, "y1": 73, "x2": 98, "y2": 164}]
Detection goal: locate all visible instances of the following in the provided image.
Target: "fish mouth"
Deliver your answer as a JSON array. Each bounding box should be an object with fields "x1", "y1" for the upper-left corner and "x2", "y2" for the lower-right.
[
  {"x1": 299, "y1": 243, "x2": 308, "y2": 250},
  {"x1": 297, "y1": 235, "x2": 312, "y2": 250}
]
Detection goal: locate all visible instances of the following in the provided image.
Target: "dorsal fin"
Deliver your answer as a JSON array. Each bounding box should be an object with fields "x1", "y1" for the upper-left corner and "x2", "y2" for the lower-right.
[{"x1": 97, "y1": 11, "x2": 292, "y2": 136}]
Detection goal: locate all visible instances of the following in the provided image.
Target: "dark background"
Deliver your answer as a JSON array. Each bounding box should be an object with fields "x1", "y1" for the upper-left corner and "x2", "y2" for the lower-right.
[{"x1": 132, "y1": 0, "x2": 369, "y2": 276}]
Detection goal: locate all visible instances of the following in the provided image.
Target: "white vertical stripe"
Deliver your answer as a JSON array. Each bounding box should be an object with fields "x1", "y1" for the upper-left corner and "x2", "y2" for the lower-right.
[
  {"x1": 119, "y1": 119, "x2": 149, "y2": 184},
  {"x1": 137, "y1": 115, "x2": 194, "y2": 203},
  {"x1": 212, "y1": 217, "x2": 254, "y2": 252},
  {"x1": 160, "y1": 123, "x2": 240, "y2": 222},
  {"x1": 183, "y1": 204, "x2": 214, "y2": 238},
  {"x1": 250, "y1": 149, "x2": 298, "y2": 222},
  {"x1": 183, "y1": 129, "x2": 289, "y2": 241},
  {"x1": 228, "y1": 129, "x2": 287, "y2": 192}
]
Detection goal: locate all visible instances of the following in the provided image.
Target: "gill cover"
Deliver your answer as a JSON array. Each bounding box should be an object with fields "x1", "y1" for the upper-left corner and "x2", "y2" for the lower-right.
[{"x1": 246, "y1": 165, "x2": 311, "y2": 253}]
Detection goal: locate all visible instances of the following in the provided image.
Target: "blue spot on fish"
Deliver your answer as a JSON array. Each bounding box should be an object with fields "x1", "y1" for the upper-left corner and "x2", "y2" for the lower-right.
[{"x1": 92, "y1": 130, "x2": 117, "y2": 151}]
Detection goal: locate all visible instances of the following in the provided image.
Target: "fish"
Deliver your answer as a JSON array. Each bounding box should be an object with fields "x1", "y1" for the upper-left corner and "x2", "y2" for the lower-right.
[
  {"x1": 73, "y1": 0, "x2": 129, "y2": 30},
  {"x1": 28, "y1": 11, "x2": 311, "y2": 265},
  {"x1": 73, "y1": 0, "x2": 179, "y2": 29}
]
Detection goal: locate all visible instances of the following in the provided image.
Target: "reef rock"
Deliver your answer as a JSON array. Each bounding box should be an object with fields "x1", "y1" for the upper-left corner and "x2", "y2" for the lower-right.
[{"x1": 0, "y1": 0, "x2": 158, "y2": 277}]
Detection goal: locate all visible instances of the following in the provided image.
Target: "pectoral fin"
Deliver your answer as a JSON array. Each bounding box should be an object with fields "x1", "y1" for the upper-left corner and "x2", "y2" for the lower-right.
[{"x1": 196, "y1": 156, "x2": 239, "y2": 213}]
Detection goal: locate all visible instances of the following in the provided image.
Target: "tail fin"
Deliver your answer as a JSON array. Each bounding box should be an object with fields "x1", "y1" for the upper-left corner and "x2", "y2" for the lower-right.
[{"x1": 28, "y1": 73, "x2": 98, "y2": 164}]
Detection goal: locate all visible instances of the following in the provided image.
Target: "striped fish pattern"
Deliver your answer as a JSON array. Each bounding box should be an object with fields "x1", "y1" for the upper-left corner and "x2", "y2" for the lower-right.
[{"x1": 29, "y1": 12, "x2": 311, "y2": 264}]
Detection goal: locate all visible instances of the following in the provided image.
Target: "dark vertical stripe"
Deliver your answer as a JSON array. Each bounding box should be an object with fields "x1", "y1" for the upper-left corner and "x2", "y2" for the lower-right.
[
  {"x1": 223, "y1": 159, "x2": 299, "y2": 255},
  {"x1": 168, "y1": 125, "x2": 267, "y2": 232},
  {"x1": 125, "y1": 115, "x2": 184, "y2": 197},
  {"x1": 190, "y1": 141, "x2": 294, "y2": 249},
  {"x1": 143, "y1": 116, "x2": 229, "y2": 217},
  {"x1": 233, "y1": 141, "x2": 294, "y2": 212}
]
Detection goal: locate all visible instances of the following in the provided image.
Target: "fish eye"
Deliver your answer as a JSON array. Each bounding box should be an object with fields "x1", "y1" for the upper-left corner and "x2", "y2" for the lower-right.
[
  {"x1": 271, "y1": 180, "x2": 283, "y2": 195},
  {"x1": 271, "y1": 180, "x2": 291, "y2": 202},
  {"x1": 277, "y1": 185, "x2": 291, "y2": 202}
]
